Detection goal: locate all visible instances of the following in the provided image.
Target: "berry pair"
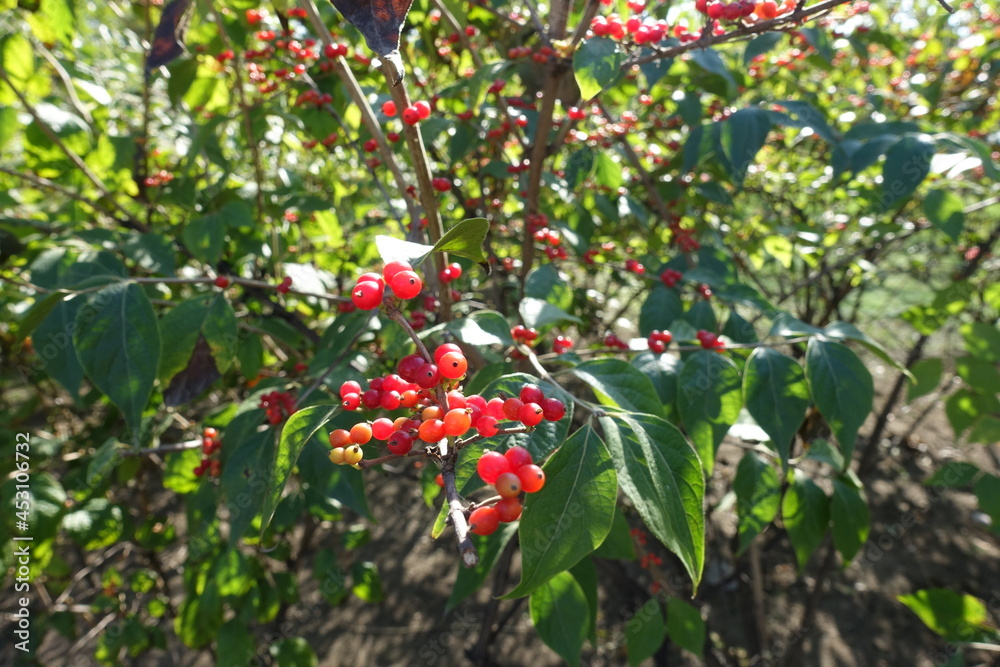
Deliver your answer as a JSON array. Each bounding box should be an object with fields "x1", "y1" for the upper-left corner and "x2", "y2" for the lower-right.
[
  {"x1": 648, "y1": 330, "x2": 672, "y2": 354},
  {"x1": 469, "y1": 446, "x2": 547, "y2": 535},
  {"x1": 194, "y1": 426, "x2": 223, "y2": 478},
  {"x1": 351, "y1": 259, "x2": 424, "y2": 310},
  {"x1": 328, "y1": 444, "x2": 364, "y2": 466},
  {"x1": 401, "y1": 100, "x2": 432, "y2": 126},
  {"x1": 696, "y1": 330, "x2": 725, "y2": 350}
]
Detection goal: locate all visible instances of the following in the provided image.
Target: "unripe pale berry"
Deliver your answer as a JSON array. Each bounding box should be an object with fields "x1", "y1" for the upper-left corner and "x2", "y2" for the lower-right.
[{"x1": 494, "y1": 472, "x2": 522, "y2": 498}]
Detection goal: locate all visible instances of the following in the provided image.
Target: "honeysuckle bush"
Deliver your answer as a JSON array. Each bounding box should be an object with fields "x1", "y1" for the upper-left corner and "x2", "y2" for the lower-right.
[{"x1": 1, "y1": 0, "x2": 998, "y2": 663}]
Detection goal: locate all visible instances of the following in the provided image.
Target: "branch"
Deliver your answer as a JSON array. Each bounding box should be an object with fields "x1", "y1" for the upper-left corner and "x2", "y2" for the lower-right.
[
  {"x1": 442, "y1": 454, "x2": 479, "y2": 567},
  {"x1": 935, "y1": 0, "x2": 955, "y2": 13},
  {"x1": 626, "y1": 0, "x2": 854, "y2": 67}
]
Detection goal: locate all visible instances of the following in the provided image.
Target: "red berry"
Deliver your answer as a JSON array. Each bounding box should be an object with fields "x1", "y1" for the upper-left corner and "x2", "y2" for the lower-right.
[
  {"x1": 434, "y1": 473, "x2": 444, "y2": 487},
  {"x1": 415, "y1": 363, "x2": 441, "y2": 389},
  {"x1": 494, "y1": 472, "x2": 522, "y2": 498},
  {"x1": 414, "y1": 100, "x2": 432, "y2": 119},
  {"x1": 518, "y1": 402, "x2": 544, "y2": 427},
  {"x1": 214, "y1": 276, "x2": 230, "y2": 288},
  {"x1": 203, "y1": 427, "x2": 219, "y2": 439},
  {"x1": 361, "y1": 389, "x2": 382, "y2": 409},
  {"x1": 382, "y1": 259, "x2": 413, "y2": 284},
  {"x1": 352, "y1": 280, "x2": 383, "y2": 310},
  {"x1": 502, "y1": 398, "x2": 524, "y2": 421},
  {"x1": 379, "y1": 390, "x2": 402, "y2": 410},
  {"x1": 340, "y1": 381, "x2": 362, "y2": 399},
  {"x1": 382, "y1": 100, "x2": 397, "y2": 116},
  {"x1": 475, "y1": 415, "x2": 499, "y2": 437},
  {"x1": 484, "y1": 397, "x2": 506, "y2": 420},
  {"x1": 397, "y1": 353, "x2": 425, "y2": 382},
  {"x1": 390, "y1": 270, "x2": 423, "y2": 299},
  {"x1": 402, "y1": 106, "x2": 420, "y2": 125},
  {"x1": 342, "y1": 393, "x2": 361, "y2": 410},
  {"x1": 517, "y1": 464, "x2": 546, "y2": 493},
  {"x1": 540, "y1": 398, "x2": 566, "y2": 422},
  {"x1": 434, "y1": 343, "x2": 462, "y2": 363},
  {"x1": 372, "y1": 418, "x2": 395, "y2": 440},
  {"x1": 504, "y1": 446, "x2": 533, "y2": 470},
  {"x1": 519, "y1": 384, "x2": 544, "y2": 405},
  {"x1": 494, "y1": 497, "x2": 522, "y2": 522},
  {"x1": 438, "y1": 352, "x2": 468, "y2": 379},
  {"x1": 469, "y1": 506, "x2": 500, "y2": 535},
  {"x1": 477, "y1": 451, "x2": 512, "y2": 484},
  {"x1": 387, "y1": 430, "x2": 414, "y2": 455}
]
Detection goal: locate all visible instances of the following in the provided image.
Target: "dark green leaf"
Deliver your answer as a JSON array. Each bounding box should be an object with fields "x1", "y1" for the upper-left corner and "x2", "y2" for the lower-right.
[
  {"x1": 907, "y1": 358, "x2": 943, "y2": 402},
  {"x1": 505, "y1": 425, "x2": 617, "y2": 598},
  {"x1": 529, "y1": 571, "x2": 588, "y2": 666},
  {"x1": 574, "y1": 37, "x2": 626, "y2": 101},
  {"x1": 676, "y1": 351, "x2": 743, "y2": 475},
  {"x1": 805, "y1": 338, "x2": 873, "y2": 464},
  {"x1": 270, "y1": 637, "x2": 318, "y2": 667},
  {"x1": 924, "y1": 189, "x2": 965, "y2": 241},
  {"x1": 574, "y1": 358, "x2": 665, "y2": 418},
  {"x1": 260, "y1": 405, "x2": 339, "y2": 539},
  {"x1": 665, "y1": 597, "x2": 705, "y2": 658},
  {"x1": 432, "y1": 217, "x2": 489, "y2": 262},
  {"x1": 880, "y1": 134, "x2": 935, "y2": 208},
  {"x1": 733, "y1": 451, "x2": 780, "y2": 554},
  {"x1": 626, "y1": 599, "x2": 667, "y2": 665},
  {"x1": 599, "y1": 412, "x2": 704, "y2": 589},
  {"x1": 743, "y1": 33, "x2": 783, "y2": 65},
  {"x1": 781, "y1": 472, "x2": 830, "y2": 570},
  {"x1": 831, "y1": 476, "x2": 870, "y2": 565},
  {"x1": 723, "y1": 107, "x2": 771, "y2": 186},
  {"x1": 593, "y1": 506, "x2": 636, "y2": 560},
  {"x1": 351, "y1": 561, "x2": 383, "y2": 603},
  {"x1": 925, "y1": 461, "x2": 981, "y2": 488},
  {"x1": 74, "y1": 282, "x2": 160, "y2": 439},
  {"x1": 743, "y1": 348, "x2": 809, "y2": 467},
  {"x1": 639, "y1": 285, "x2": 684, "y2": 336}
]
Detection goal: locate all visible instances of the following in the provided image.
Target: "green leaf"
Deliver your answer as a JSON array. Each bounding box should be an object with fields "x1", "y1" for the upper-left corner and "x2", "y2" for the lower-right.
[
  {"x1": 159, "y1": 295, "x2": 239, "y2": 384},
  {"x1": 676, "y1": 351, "x2": 743, "y2": 475},
  {"x1": 803, "y1": 439, "x2": 845, "y2": 469},
  {"x1": 574, "y1": 37, "x2": 626, "y2": 101},
  {"x1": 74, "y1": 282, "x2": 161, "y2": 439},
  {"x1": 923, "y1": 189, "x2": 965, "y2": 241},
  {"x1": 573, "y1": 358, "x2": 664, "y2": 418},
  {"x1": 221, "y1": 430, "x2": 272, "y2": 544},
  {"x1": 270, "y1": 637, "x2": 318, "y2": 667},
  {"x1": 723, "y1": 107, "x2": 771, "y2": 186},
  {"x1": 781, "y1": 472, "x2": 830, "y2": 570},
  {"x1": 743, "y1": 348, "x2": 809, "y2": 468},
  {"x1": 630, "y1": 351, "x2": 682, "y2": 422},
  {"x1": 446, "y1": 523, "x2": 517, "y2": 612},
  {"x1": 593, "y1": 505, "x2": 636, "y2": 560},
  {"x1": 974, "y1": 474, "x2": 1000, "y2": 535},
  {"x1": 805, "y1": 338, "x2": 873, "y2": 464},
  {"x1": 626, "y1": 599, "x2": 667, "y2": 666},
  {"x1": 743, "y1": 32, "x2": 783, "y2": 65},
  {"x1": 907, "y1": 358, "x2": 943, "y2": 402},
  {"x1": 733, "y1": 451, "x2": 780, "y2": 554},
  {"x1": 444, "y1": 310, "x2": 514, "y2": 347},
  {"x1": 822, "y1": 321, "x2": 913, "y2": 381},
  {"x1": 504, "y1": 425, "x2": 617, "y2": 599},
  {"x1": 956, "y1": 356, "x2": 1000, "y2": 395},
  {"x1": 598, "y1": 412, "x2": 704, "y2": 589},
  {"x1": 638, "y1": 285, "x2": 684, "y2": 336},
  {"x1": 182, "y1": 213, "x2": 226, "y2": 265},
  {"x1": 260, "y1": 405, "x2": 339, "y2": 539},
  {"x1": 594, "y1": 152, "x2": 625, "y2": 191},
  {"x1": 969, "y1": 416, "x2": 1000, "y2": 446},
  {"x1": 880, "y1": 134, "x2": 935, "y2": 208},
  {"x1": 519, "y1": 297, "x2": 583, "y2": 328},
  {"x1": 62, "y1": 499, "x2": 124, "y2": 550},
  {"x1": 897, "y1": 589, "x2": 990, "y2": 642},
  {"x1": 961, "y1": 321, "x2": 1000, "y2": 363},
  {"x1": 529, "y1": 571, "x2": 588, "y2": 666},
  {"x1": 925, "y1": 461, "x2": 981, "y2": 488},
  {"x1": 831, "y1": 477, "x2": 870, "y2": 565},
  {"x1": 945, "y1": 389, "x2": 1000, "y2": 438},
  {"x1": 375, "y1": 235, "x2": 434, "y2": 267},
  {"x1": 666, "y1": 597, "x2": 705, "y2": 658},
  {"x1": 432, "y1": 217, "x2": 489, "y2": 262},
  {"x1": 17, "y1": 289, "x2": 72, "y2": 340},
  {"x1": 351, "y1": 561, "x2": 383, "y2": 603},
  {"x1": 217, "y1": 619, "x2": 256, "y2": 667},
  {"x1": 569, "y1": 557, "x2": 599, "y2": 643}
]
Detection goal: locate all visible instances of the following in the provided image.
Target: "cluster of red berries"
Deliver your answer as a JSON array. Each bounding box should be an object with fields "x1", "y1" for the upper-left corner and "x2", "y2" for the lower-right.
[
  {"x1": 660, "y1": 268, "x2": 683, "y2": 288},
  {"x1": 431, "y1": 177, "x2": 452, "y2": 192},
  {"x1": 351, "y1": 260, "x2": 424, "y2": 310},
  {"x1": 604, "y1": 333, "x2": 629, "y2": 350},
  {"x1": 404, "y1": 100, "x2": 432, "y2": 126},
  {"x1": 532, "y1": 227, "x2": 568, "y2": 261},
  {"x1": 468, "y1": 446, "x2": 547, "y2": 535},
  {"x1": 511, "y1": 325, "x2": 540, "y2": 344},
  {"x1": 260, "y1": 391, "x2": 296, "y2": 424},
  {"x1": 276, "y1": 276, "x2": 292, "y2": 294},
  {"x1": 553, "y1": 335, "x2": 574, "y2": 355},
  {"x1": 328, "y1": 342, "x2": 566, "y2": 467},
  {"x1": 647, "y1": 330, "x2": 673, "y2": 354},
  {"x1": 590, "y1": 14, "x2": 670, "y2": 45},
  {"x1": 193, "y1": 427, "x2": 222, "y2": 478},
  {"x1": 506, "y1": 45, "x2": 556, "y2": 65},
  {"x1": 143, "y1": 169, "x2": 175, "y2": 188},
  {"x1": 439, "y1": 262, "x2": 463, "y2": 284},
  {"x1": 624, "y1": 258, "x2": 645, "y2": 275},
  {"x1": 695, "y1": 0, "x2": 795, "y2": 20},
  {"x1": 697, "y1": 330, "x2": 726, "y2": 350}
]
